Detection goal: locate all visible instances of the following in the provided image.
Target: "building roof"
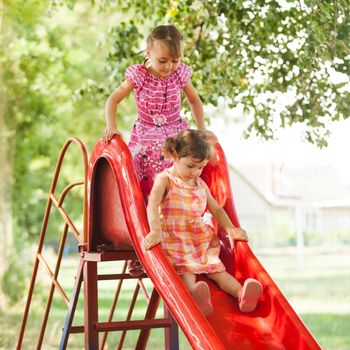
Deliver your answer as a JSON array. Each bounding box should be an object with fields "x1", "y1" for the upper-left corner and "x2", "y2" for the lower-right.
[{"x1": 230, "y1": 163, "x2": 350, "y2": 208}]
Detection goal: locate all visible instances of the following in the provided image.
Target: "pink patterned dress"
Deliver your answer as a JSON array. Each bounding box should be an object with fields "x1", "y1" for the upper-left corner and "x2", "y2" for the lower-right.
[
  {"x1": 125, "y1": 63, "x2": 191, "y2": 196},
  {"x1": 159, "y1": 169, "x2": 225, "y2": 275}
]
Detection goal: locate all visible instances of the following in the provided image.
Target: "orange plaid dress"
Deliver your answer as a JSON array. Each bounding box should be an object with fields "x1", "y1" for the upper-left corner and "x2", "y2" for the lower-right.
[{"x1": 160, "y1": 169, "x2": 226, "y2": 275}]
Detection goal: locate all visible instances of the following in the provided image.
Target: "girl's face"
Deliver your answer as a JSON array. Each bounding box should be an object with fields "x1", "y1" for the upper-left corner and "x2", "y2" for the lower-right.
[
  {"x1": 174, "y1": 156, "x2": 208, "y2": 182},
  {"x1": 147, "y1": 40, "x2": 182, "y2": 77}
]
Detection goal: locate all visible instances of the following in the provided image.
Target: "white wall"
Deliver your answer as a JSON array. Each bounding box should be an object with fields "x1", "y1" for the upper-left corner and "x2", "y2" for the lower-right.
[{"x1": 229, "y1": 169, "x2": 350, "y2": 248}]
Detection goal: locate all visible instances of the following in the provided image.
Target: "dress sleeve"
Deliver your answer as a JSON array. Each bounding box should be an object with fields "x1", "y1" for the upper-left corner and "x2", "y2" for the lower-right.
[
  {"x1": 176, "y1": 63, "x2": 193, "y2": 89},
  {"x1": 125, "y1": 64, "x2": 146, "y2": 90}
]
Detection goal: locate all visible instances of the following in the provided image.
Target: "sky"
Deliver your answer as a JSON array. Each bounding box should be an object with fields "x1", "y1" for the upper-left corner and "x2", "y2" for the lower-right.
[{"x1": 210, "y1": 115, "x2": 350, "y2": 185}]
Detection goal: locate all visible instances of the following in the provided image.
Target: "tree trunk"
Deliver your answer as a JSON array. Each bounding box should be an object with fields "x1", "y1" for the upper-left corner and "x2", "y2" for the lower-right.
[
  {"x1": 0, "y1": 103, "x2": 14, "y2": 273},
  {"x1": 0, "y1": 2, "x2": 14, "y2": 308}
]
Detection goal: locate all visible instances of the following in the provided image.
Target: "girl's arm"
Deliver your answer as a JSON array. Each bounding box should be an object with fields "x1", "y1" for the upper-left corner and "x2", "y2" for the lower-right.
[
  {"x1": 183, "y1": 80, "x2": 206, "y2": 129},
  {"x1": 143, "y1": 173, "x2": 169, "y2": 250},
  {"x1": 183, "y1": 80, "x2": 218, "y2": 143},
  {"x1": 103, "y1": 80, "x2": 134, "y2": 143},
  {"x1": 204, "y1": 183, "x2": 248, "y2": 249}
]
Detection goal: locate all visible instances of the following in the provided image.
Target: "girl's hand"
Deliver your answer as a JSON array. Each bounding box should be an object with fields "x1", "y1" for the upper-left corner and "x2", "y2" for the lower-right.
[
  {"x1": 102, "y1": 127, "x2": 122, "y2": 143},
  {"x1": 142, "y1": 230, "x2": 162, "y2": 251},
  {"x1": 226, "y1": 227, "x2": 248, "y2": 249}
]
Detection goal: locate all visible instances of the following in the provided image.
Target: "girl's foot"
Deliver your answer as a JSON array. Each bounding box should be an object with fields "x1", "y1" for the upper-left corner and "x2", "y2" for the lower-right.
[
  {"x1": 127, "y1": 259, "x2": 144, "y2": 277},
  {"x1": 238, "y1": 278, "x2": 263, "y2": 312},
  {"x1": 191, "y1": 281, "x2": 213, "y2": 316}
]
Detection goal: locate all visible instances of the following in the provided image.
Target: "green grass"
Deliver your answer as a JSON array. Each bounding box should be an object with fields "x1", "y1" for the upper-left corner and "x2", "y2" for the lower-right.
[
  {"x1": 256, "y1": 247, "x2": 350, "y2": 350},
  {"x1": 1, "y1": 248, "x2": 350, "y2": 349}
]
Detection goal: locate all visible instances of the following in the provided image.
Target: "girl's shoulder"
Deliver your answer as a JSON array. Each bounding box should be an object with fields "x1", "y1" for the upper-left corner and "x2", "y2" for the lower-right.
[
  {"x1": 126, "y1": 63, "x2": 146, "y2": 74},
  {"x1": 174, "y1": 63, "x2": 193, "y2": 89},
  {"x1": 153, "y1": 170, "x2": 171, "y2": 200},
  {"x1": 160, "y1": 168, "x2": 179, "y2": 187},
  {"x1": 176, "y1": 62, "x2": 192, "y2": 74},
  {"x1": 160, "y1": 168, "x2": 175, "y2": 183},
  {"x1": 155, "y1": 170, "x2": 170, "y2": 183},
  {"x1": 125, "y1": 64, "x2": 147, "y2": 88},
  {"x1": 164, "y1": 168, "x2": 203, "y2": 190},
  {"x1": 197, "y1": 177, "x2": 208, "y2": 190}
]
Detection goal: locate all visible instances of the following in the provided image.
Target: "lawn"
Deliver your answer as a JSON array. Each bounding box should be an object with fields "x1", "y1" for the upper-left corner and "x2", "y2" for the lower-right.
[
  {"x1": 256, "y1": 247, "x2": 350, "y2": 350},
  {"x1": 1, "y1": 247, "x2": 349, "y2": 349}
]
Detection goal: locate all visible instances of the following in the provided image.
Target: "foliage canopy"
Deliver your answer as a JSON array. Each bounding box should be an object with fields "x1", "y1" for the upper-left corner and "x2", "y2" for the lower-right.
[
  {"x1": 1, "y1": 0, "x2": 349, "y2": 249},
  {"x1": 93, "y1": 0, "x2": 350, "y2": 147}
]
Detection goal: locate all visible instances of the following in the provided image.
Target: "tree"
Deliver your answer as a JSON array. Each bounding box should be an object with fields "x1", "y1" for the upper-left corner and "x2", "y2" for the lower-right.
[
  {"x1": 0, "y1": 1, "x2": 108, "y2": 299},
  {"x1": 92, "y1": 0, "x2": 350, "y2": 147},
  {"x1": 0, "y1": 0, "x2": 134, "y2": 262},
  {"x1": 0, "y1": 2, "x2": 12, "y2": 301},
  {"x1": 0, "y1": 1, "x2": 113, "y2": 303}
]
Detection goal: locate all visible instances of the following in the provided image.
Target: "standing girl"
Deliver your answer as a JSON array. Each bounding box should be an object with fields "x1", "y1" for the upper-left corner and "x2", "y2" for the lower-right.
[
  {"x1": 143, "y1": 129, "x2": 263, "y2": 316},
  {"x1": 103, "y1": 24, "x2": 208, "y2": 198}
]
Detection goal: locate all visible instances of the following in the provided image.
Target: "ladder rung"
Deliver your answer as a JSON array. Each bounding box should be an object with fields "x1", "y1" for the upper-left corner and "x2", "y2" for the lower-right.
[
  {"x1": 82, "y1": 251, "x2": 137, "y2": 262},
  {"x1": 98, "y1": 273, "x2": 148, "y2": 280},
  {"x1": 96, "y1": 318, "x2": 173, "y2": 332},
  {"x1": 67, "y1": 325, "x2": 84, "y2": 334},
  {"x1": 67, "y1": 318, "x2": 172, "y2": 334}
]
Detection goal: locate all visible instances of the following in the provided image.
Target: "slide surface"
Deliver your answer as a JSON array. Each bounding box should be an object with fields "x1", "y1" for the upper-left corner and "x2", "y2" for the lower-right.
[{"x1": 88, "y1": 137, "x2": 321, "y2": 350}]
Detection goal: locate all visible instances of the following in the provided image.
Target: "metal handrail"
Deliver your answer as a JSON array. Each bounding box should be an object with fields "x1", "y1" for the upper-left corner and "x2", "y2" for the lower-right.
[{"x1": 16, "y1": 137, "x2": 88, "y2": 350}]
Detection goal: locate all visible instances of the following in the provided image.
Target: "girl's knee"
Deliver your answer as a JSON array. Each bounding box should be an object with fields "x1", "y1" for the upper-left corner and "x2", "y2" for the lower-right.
[
  {"x1": 206, "y1": 271, "x2": 226, "y2": 282},
  {"x1": 181, "y1": 274, "x2": 196, "y2": 290}
]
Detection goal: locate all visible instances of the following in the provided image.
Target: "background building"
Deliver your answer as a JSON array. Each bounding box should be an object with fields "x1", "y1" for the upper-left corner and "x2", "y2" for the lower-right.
[{"x1": 229, "y1": 163, "x2": 350, "y2": 248}]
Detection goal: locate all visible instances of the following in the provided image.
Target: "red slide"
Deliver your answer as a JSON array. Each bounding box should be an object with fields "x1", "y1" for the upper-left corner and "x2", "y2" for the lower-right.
[{"x1": 88, "y1": 136, "x2": 321, "y2": 350}]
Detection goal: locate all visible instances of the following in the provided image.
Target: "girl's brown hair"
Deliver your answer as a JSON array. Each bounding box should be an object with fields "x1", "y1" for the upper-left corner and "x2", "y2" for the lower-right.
[
  {"x1": 144, "y1": 25, "x2": 183, "y2": 64},
  {"x1": 163, "y1": 129, "x2": 213, "y2": 162}
]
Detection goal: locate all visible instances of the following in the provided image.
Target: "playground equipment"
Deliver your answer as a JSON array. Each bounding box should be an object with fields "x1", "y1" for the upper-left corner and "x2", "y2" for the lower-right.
[{"x1": 17, "y1": 136, "x2": 322, "y2": 349}]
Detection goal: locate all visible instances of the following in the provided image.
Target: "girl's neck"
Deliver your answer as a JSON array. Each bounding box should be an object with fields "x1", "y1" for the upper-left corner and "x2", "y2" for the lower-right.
[
  {"x1": 144, "y1": 63, "x2": 164, "y2": 79},
  {"x1": 170, "y1": 166, "x2": 197, "y2": 187}
]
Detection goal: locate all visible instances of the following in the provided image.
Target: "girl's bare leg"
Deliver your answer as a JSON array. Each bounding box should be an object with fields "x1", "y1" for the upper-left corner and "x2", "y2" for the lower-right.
[
  {"x1": 206, "y1": 271, "x2": 242, "y2": 298},
  {"x1": 207, "y1": 272, "x2": 263, "y2": 312},
  {"x1": 181, "y1": 274, "x2": 213, "y2": 316},
  {"x1": 180, "y1": 274, "x2": 197, "y2": 292}
]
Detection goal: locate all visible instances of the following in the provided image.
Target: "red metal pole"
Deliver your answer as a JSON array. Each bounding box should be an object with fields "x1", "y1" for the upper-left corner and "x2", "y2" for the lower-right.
[
  {"x1": 59, "y1": 258, "x2": 84, "y2": 350},
  {"x1": 99, "y1": 261, "x2": 127, "y2": 350},
  {"x1": 36, "y1": 223, "x2": 69, "y2": 348},
  {"x1": 84, "y1": 259, "x2": 99, "y2": 349},
  {"x1": 16, "y1": 197, "x2": 53, "y2": 350},
  {"x1": 17, "y1": 137, "x2": 88, "y2": 349},
  {"x1": 116, "y1": 282, "x2": 141, "y2": 350},
  {"x1": 135, "y1": 288, "x2": 161, "y2": 349}
]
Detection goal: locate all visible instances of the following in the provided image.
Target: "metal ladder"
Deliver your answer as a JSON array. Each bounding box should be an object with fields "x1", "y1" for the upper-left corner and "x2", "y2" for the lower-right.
[{"x1": 16, "y1": 137, "x2": 179, "y2": 349}]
